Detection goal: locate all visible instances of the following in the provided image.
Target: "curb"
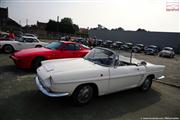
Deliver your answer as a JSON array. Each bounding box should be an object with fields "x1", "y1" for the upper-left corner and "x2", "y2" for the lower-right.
[{"x1": 155, "y1": 80, "x2": 180, "y2": 88}]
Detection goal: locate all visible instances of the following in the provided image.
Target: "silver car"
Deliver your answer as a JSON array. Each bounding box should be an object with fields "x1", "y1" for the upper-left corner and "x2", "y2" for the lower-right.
[{"x1": 159, "y1": 47, "x2": 175, "y2": 58}]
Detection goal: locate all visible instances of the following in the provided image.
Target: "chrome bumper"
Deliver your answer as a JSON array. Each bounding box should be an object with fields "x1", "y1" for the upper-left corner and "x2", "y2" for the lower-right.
[
  {"x1": 157, "y1": 75, "x2": 165, "y2": 80},
  {"x1": 35, "y1": 76, "x2": 70, "y2": 97}
]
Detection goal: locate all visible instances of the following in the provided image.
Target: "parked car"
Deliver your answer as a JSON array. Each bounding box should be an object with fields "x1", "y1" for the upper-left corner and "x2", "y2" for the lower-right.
[
  {"x1": 112, "y1": 41, "x2": 123, "y2": 49},
  {"x1": 10, "y1": 41, "x2": 90, "y2": 70},
  {"x1": 121, "y1": 42, "x2": 133, "y2": 50},
  {"x1": 159, "y1": 47, "x2": 175, "y2": 58},
  {"x1": 35, "y1": 47, "x2": 165, "y2": 105},
  {"x1": 132, "y1": 44, "x2": 144, "y2": 53},
  {"x1": 144, "y1": 45, "x2": 159, "y2": 55},
  {"x1": 94, "y1": 39, "x2": 103, "y2": 47},
  {"x1": 0, "y1": 32, "x2": 15, "y2": 41},
  {"x1": 102, "y1": 40, "x2": 113, "y2": 48},
  {"x1": 0, "y1": 36, "x2": 47, "y2": 53},
  {"x1": 73, "y1": 37, "x2": 84, "y2": 44}
]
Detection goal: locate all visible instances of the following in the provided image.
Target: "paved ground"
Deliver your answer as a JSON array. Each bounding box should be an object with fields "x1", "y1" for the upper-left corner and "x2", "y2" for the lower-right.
[{"x1": 0, "y1": 50, "x2": 180, "y2": 120}]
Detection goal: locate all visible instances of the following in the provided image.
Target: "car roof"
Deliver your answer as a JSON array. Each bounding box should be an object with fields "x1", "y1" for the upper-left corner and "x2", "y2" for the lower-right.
[
  {"x1": 21, "y1": 36, "x2": 37, "y2": 39},
  {"x1": 149, "y1": 45, "x2": 157, "y2": 47},
  {"x1": 116, "y1": 41, "x2": 122, "y2": 43},
  {"x1": 164, "y1": 47, "x2": 173, "y2": 49},
  {"x1": 137, "y1": 44, "x2": 144, "y2": 46}
]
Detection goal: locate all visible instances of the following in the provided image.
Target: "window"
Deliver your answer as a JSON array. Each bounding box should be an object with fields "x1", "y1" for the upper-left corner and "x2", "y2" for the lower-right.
[
  {"x1": 24, "y1": 38, "x2": 38, "y2": 43},
  {"x1": 16, "y1": 37, "x2": 24, "y2": 42},
  {"x1": 45, "y1": 42, "x2": 63, "y2": 50},
  {"x1": 84, "y1": 48, "x2": 115, "y2": 66},
  {"x1": 75, "y1": 44, "x2": 80, "y2": 50},
  {"x1": 64, "y1": 44, "x2": 75, "y2": 50}
]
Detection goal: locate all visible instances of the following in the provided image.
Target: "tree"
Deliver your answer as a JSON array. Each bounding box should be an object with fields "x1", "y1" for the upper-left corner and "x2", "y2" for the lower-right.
[
  {"x1": 136, "y1": 28, "x2": 147, "y2": 32},
  {"x1": 111, "y1": 27, "x2": 124, "y2": 31},
  {"x1": 60, "y1": 17, "x2": 73, "y2": 25},
  {"x1": 46, "y1": 19, "x2": 58, "y2": 32},
  {"x1": 46, "y1": 17, "x2": 79, "y2": 34},
  {"x1": 59, "y1": 17, "x2": 79, "y2": 34}
]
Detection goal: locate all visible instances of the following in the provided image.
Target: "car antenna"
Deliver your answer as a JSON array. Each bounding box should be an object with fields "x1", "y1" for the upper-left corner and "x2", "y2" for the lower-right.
[{"x1": 130, "y1": 49, "x2": 133, "y2": 63}]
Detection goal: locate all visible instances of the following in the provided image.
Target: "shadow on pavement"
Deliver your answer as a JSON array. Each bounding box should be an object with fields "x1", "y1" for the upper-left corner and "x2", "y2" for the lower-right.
[
  {"x1": 0, "y1": 88, "x2": 161, "y2": 120},
  {"x1": 0, "y1": 64, "x2": 34, "y2": 76}
]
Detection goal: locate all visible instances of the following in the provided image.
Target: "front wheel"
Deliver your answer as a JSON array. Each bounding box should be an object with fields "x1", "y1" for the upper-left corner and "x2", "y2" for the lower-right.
[
  {"x1": 72, "y1": 85, "x2": 94, "y2": 105},
  {"x1": 140, "y1": 77, "x2": 152, "y2": 91}
]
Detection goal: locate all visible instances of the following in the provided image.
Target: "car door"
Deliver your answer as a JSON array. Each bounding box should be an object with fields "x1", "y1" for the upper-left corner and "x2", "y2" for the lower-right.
[
  {"x1": 73, "y1": 43, "x2": 85, "y2": 58},
  {"x1": 61, "y1": 43, "x2": 76, "y2": 58},
  {"x1": 14, "y1": 38, "x2": 25, "y2": 50},
  {"x1": 109, "y1": 65, "x2": 145, "y2": 93},
  {"x1": 23, "y1": 38, "x2": 38, "y2": 49}
]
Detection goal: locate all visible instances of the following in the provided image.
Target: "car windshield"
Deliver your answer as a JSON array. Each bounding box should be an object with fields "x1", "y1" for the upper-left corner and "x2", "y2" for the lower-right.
[
  {"x1": 84, "y1": 48, "x2": 115, "y2": 66},
  {"x1": 45, "y1": 41, "x2": 63, "y2": 50}
]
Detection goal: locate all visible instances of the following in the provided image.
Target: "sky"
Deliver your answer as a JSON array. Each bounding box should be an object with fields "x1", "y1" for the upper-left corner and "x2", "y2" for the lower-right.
[{"x1": 0, "y1": 0, "x2": 179, "y2": 32}]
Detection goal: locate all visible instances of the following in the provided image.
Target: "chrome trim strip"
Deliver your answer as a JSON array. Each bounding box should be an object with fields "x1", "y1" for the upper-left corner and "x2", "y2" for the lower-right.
[
  {"x1": 35, "y1": 76, "x2": 70, "y2": 97},
  {"x1": 157, "y1": 75, "x2": 165, "y2": 80}
]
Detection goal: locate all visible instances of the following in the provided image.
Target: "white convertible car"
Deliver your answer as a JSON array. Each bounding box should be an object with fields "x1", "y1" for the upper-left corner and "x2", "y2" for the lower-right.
[
  {"x1": 35, "y1": 47, "x2": 165, "y2": 105},
  {"x1": 0, "y1": 36, "x2": 47, "y2": 53}
]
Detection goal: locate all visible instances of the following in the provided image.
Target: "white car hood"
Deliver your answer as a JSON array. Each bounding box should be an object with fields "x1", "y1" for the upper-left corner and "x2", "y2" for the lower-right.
[{"x1": 41, "y1": 58, "x2": 100, "y2": 73}]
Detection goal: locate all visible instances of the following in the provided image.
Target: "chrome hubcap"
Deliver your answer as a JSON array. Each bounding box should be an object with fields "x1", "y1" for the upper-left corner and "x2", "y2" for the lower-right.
[{"x1": 77, "y1": 86, "x2": 92, "y2": 103}]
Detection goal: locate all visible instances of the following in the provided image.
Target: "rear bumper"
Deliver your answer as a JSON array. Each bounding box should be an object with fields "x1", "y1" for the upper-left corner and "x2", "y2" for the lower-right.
[{"x1": 35, "y1": 76, "x2": 70, "y2": 97}]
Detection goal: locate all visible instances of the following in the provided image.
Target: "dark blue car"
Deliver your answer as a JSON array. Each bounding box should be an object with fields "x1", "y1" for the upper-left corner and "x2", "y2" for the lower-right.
[{"x1": 144, "y1": 45, "x2": 159, "y2": 55}]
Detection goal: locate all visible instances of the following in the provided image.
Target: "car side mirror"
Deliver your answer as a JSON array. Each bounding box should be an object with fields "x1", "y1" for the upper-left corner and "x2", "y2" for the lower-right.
[
  {"x1": 140, "y1": 61, "x2": 147, "y2": 66},
  {"x1": 114, "y1": 54, "x2": 119, "y2": 67}
]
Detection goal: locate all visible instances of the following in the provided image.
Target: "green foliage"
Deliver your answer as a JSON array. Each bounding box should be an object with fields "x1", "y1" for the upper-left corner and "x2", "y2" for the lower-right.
[
  {"x1": 46, "y1": 17, "x2": 79, "y2": 34},
  {"x1": 60, "y1": 17, "x2": 73, "y2": 25}
]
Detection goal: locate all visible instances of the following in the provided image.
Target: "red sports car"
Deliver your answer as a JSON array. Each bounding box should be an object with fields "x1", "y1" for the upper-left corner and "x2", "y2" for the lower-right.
[{"x1": 10, "y1": 41, "x2": 90, "y2": 70}]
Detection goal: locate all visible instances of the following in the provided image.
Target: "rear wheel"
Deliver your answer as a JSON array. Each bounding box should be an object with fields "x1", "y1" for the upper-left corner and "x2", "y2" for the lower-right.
[
  {"x1": 3, "y1": 45, "x2": 14, "y2": 53},
  {"x1": 35, "y1": 45, "x2": 42, "y2": 48},
  {"x1": 31, "y1": 57, "x2": 45, "y2": 71},
  {"x1": 72, "y1": 85, "x2": 94, "y2": 105},
  {"x1": 140, "y1": 77, "x2": 152, "y2": 91}
]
